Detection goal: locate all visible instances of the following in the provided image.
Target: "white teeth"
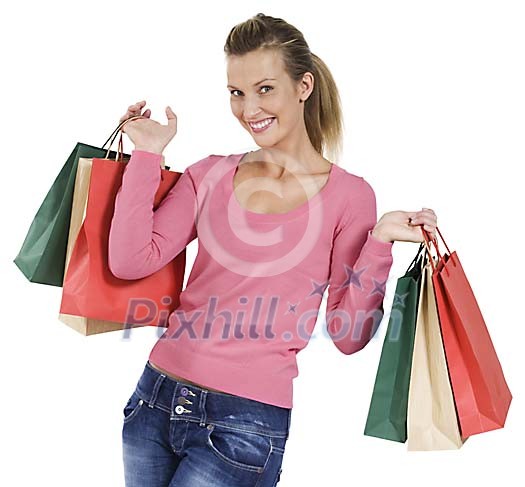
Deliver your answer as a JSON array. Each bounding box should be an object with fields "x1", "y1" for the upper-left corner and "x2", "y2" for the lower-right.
[{"x1": 249, "y1": 118, "x2": 274, "y2": 129}]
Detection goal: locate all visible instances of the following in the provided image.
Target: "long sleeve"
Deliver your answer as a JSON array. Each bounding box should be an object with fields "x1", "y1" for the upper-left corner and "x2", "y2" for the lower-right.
[
  {"x1": 325, "y1": 177, "x2": 394, "y2": 355},
  {"x1": 108, "y1": 149, "x2": 198, "y2": 280}
]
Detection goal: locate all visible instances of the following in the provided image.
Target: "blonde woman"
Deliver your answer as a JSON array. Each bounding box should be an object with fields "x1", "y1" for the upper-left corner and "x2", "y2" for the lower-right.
[{"x1": 110, "y1": 12, "x2": 438, "y2": 487}]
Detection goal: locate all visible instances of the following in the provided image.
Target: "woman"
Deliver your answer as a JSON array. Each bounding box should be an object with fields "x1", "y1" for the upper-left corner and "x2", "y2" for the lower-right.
[{"x1": 110, "y1": 13, "x2": 438, "y2": 487}]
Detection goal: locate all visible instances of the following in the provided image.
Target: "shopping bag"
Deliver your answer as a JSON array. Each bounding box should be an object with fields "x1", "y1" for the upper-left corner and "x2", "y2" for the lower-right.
[
  {"x1": 363, "y1": 243, "x2": 425, "y2": 442},
  {"x1": 13, "y1": 117, "x2": 169, "y2": 287},
  {"x1": 59, "y1": 121, "x2": 184, "y2": 334},
  {"x1": 407, "y1": 253, "x2": 467, "y2": 451},
  {"x1": 58, "y1": 157, "x2": 138, "y2": 335},
  {"x1": 13, "y1": 144, "x2": 125, "y2": 287},
  {"x1": 63, "y1": 157, "x2": 96, "y2": 272},
  {"x1": 422, "y1": 227, "x2": 512, "y2": 437}
]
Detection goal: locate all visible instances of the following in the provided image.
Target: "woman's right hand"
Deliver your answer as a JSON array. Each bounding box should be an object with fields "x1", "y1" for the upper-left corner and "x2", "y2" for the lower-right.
[{"x1": 119, "y1": 100, "x2": 177, "y2": 154}]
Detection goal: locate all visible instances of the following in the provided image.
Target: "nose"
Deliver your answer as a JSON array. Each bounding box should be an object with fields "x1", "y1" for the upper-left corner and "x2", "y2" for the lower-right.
[
  {"x1": 244, "y1": 111, "x2": 263, "y2": 121},
  {"x1": 241, "y1": 99, "x2": 265, "y2": 121}
]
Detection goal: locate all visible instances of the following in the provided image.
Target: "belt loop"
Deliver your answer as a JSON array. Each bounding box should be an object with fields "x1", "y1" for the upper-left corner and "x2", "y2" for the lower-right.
[
  {"x1": 148, "y1": 373, "x2": 166, "y2": 408},
  {"x1": 198, "y1": 390, "x2": 208, "y2": 427}
]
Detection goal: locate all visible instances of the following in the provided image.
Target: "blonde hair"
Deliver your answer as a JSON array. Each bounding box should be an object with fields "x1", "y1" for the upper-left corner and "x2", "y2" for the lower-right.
[{"x1": 224, "y1": 13, "x2": 344, "y2": 164}]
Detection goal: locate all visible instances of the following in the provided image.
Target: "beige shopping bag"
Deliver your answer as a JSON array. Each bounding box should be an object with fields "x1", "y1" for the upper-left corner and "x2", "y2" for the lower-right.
[
  {"x1": 58, "y1": 155, "x2": 165, "y2": 335},
  {"x1": 407, "y1": 258, "x2": 467, "y2": 451}
]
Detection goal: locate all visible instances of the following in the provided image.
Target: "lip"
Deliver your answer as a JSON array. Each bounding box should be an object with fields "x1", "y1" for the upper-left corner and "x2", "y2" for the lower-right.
[
  {"x1": 246, "y1": 116, "x2": 275, "y2": 123},
  {"x1": 247, "y1": 117, "x2": 276, "y2": 133}
]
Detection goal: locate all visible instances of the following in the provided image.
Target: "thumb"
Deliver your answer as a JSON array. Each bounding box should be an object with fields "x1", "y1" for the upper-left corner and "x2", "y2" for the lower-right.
[{"x1": 166, "y1": 105, "x2": 177, "y2": 126}]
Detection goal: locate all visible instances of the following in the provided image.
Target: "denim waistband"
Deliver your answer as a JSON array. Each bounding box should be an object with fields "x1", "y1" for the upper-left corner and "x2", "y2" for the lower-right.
[{"x1": 132, "y1": 360, "x2": 291, "y2": 439}]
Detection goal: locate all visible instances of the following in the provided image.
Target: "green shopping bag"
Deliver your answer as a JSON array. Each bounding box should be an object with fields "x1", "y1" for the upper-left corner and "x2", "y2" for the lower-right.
[
  {"x1": 13, "y1": 119, "x2": 167, "y2": 287},
  {"x1": 363, "y1": 243, "x2": 426, "y2": 442}
]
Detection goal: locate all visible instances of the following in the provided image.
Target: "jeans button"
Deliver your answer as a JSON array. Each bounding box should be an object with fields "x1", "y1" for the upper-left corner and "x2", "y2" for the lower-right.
[
  {"x1": 180, "y1": 387, "x2": 189, "y2": 396},
  {"x1": 175, "y1": 405, "x2": 185, "y2": 414}
]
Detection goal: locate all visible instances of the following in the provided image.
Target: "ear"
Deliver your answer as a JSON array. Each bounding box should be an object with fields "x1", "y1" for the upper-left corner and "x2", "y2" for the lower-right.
[{"x1": 298, "y1": 71, "x2": 315, "y2": 102}]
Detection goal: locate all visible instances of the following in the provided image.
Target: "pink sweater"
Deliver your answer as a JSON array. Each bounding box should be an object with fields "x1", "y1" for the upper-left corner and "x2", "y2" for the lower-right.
[{"x1": 108, "y1": 149, "x2": 394, "y2": 408}]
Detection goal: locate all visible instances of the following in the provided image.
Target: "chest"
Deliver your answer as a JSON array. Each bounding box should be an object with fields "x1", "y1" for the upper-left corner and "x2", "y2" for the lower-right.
[{"x1": 232, "y1": 165, "x2": 331, "y2": 215}]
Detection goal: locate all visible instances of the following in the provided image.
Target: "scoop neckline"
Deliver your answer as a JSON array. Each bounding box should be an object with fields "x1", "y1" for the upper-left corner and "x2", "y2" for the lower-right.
[{"x1": 229, "y1": 151, "x2": 339, "y2": 222}]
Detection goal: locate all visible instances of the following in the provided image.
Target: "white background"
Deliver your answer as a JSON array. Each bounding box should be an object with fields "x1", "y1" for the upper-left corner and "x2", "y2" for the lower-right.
[{"x1": 2, "y1": 1, "x2": 524, "y2": 485}]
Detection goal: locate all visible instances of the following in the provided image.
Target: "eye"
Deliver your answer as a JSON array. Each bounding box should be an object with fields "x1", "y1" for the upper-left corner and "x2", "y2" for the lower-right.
[{"x1": 229, "y1": 86, "x2": 274, "y2": 97}]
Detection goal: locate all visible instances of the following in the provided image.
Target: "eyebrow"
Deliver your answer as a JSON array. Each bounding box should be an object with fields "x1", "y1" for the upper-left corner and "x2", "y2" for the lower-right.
[{"x1": 227, "y1": 78, "x2": 277, "y2": 89}]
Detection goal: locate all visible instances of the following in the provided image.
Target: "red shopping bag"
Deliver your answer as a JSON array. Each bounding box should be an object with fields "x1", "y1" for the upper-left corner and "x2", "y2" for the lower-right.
[
  {"x1": 59, "y1": 151, "x2": 186, "y2": 329},
  {"x1": 421, "y1": 227, "x2": 512, "y2": 437}
]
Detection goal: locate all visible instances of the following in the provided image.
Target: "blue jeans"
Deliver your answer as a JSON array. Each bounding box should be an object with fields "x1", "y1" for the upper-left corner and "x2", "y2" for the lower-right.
[{"x1": 122, "y1": 360, "x2": 292, "y2": 486}]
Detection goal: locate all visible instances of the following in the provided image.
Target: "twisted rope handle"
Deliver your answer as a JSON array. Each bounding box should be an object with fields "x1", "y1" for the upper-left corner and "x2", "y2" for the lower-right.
[
  {"x1": 421, "y1": 226, "x2": 451, "y2": 273},
  {"x1": 102, "y1": 115, "x2": 143, "y2": 162}
]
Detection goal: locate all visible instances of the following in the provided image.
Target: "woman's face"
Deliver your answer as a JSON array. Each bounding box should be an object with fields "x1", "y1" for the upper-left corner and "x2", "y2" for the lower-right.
[{"x1": 226, "y1": 49, "x2": 312, "y2": 149}]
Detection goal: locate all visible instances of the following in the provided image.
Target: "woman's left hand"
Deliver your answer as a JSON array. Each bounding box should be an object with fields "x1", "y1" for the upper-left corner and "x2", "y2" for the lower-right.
[{"x1": 372, "y1": 207, "x2": 438, "y2": 243}]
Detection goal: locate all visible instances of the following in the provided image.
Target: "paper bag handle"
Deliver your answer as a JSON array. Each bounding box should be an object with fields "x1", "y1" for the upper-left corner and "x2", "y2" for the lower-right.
[
  {"x1": 101, "y1": 115, "x2": 167, "y2": 169},
  {"x1": 421, "y1": 226, "x2": 452, "y2": 273}
]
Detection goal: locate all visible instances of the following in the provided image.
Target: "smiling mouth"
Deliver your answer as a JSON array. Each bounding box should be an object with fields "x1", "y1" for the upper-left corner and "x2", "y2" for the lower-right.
[{"x1": 248, "y1": 117, "x2": 276, "y2": 132}]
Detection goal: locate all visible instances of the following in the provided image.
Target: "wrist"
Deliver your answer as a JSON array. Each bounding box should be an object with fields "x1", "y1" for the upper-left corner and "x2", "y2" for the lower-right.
[
  {"x1": 371, "y1": 225, "x2": 393, "y2": 243},
  {"x1": 134, "y1": 146, "x2": 164, "y2": 155}
]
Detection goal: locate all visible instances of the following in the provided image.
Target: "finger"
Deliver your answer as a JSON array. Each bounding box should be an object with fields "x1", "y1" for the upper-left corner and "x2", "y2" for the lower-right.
[
  {"x1": 120, "y1": 113, "x2": 141, "y2": 123},
  {"x1": 121, "y1": 104, "x2": 148, "y2": 123},
  {"x1": 411, "y1": 215, "x2": 435, "y2": 227},
  {"x1": 165, "y1": 106, "x2": 177, "y2": 125},
  {"x1": 120, "y1": 111, "x2": 139, "y2": 123},
  {"x1": 129, "y1": 100, "x2": 146, "y2": 110},
  {"x1": 418, "y1": 225, "x2": 437, "y2": 240},
  {"x1": 421, "y1": 207, "x2": 437, "y2": 218},
  {"x1": 127, "y1": 101, "x2": 147, "y2": 116},
  {"x1": 418, "y1": 209, "x2": 437, "y2": 224},
  {"x1": 421, "y1": 224, "x2": 437, "y2": 239}
]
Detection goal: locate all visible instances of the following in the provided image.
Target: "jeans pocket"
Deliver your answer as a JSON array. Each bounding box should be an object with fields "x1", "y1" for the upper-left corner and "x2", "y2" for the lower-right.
[
  {"x1": 122, "y1": 391, "x2": 144, "y2": 425},
  {"x1": 205, "y1": 423, "x2": 272, "y2": 473},
  {"x1": 269, "y1": 436, "x2": 287, "y2": 485},
  {"x1": 269, "y1": 434, "x2": 287, "y2": 455}
]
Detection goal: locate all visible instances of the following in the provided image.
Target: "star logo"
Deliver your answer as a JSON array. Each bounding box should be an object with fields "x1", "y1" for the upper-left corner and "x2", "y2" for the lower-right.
[
  {"x1": 393, "y1": 291, "x2": 410, "y2": 308},
  {"x1": 308, "y1": 279, "x2": 329, "y2": 298},
  {"x1": 338, "y1": 263, "x2": 369, "y2": 291},
  {"x1": 369, "y1": 277, "x2": 388, "y2": 298}
]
